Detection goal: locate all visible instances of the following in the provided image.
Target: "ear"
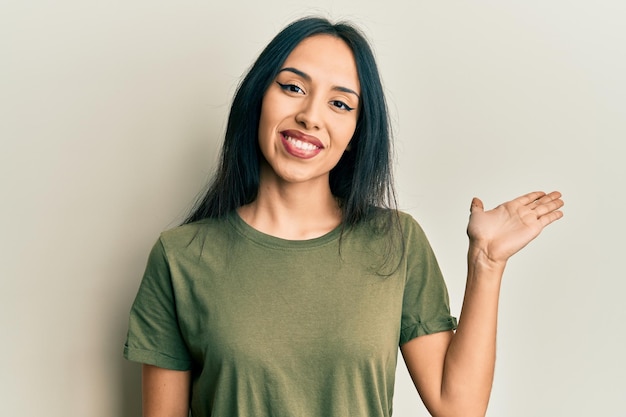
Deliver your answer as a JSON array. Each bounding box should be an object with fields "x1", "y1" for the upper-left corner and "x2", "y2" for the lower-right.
[{"x1": 345, "y1": 141, "x2": 352, "y2": 151}]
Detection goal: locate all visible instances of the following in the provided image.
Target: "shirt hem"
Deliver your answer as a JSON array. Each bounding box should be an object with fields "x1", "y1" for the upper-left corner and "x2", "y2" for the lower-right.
[
  {"x1": 123, "y1": 345, "x2": 191, "y2": 371},
  {"x1": 399, "y1": 316, "x2": 458, "y2": 345}
]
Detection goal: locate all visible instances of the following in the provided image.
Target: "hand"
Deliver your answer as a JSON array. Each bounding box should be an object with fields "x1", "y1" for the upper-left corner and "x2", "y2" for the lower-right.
[{"x1": 466, "y1": 191, "x2": 564, "y2": 265}]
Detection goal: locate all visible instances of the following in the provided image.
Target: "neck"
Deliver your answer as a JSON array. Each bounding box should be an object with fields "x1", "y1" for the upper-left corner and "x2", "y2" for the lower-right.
[{"x1": 237, "y1": 165, "x2": 342, "y2": 240}]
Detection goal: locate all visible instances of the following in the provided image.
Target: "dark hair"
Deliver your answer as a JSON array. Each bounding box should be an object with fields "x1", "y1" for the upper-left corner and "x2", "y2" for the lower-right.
[{"x1": 183, "y1": 16, "x2": 397, "y2": 230}]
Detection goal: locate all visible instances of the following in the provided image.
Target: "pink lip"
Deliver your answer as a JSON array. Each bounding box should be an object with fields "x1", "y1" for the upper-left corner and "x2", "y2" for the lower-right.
[
  {"x1": 280, "y1": 129, "x2": 324, "y2": 159},
  {"x1": 281, "y1": 130, "x2": 324, "y2": 148}
]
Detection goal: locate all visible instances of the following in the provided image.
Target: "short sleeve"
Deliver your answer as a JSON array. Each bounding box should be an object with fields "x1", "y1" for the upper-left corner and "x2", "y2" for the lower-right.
[
  {"x1": 399, "y1": 215, "x2": 457, "y2": 345},
  {"x1": 123, "y1": 238, "x2": 192, "y2": 370}
]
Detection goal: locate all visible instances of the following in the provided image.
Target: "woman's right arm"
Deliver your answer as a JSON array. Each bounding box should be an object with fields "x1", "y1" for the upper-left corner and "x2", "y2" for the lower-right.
[{"x1": 142, "y1": 364, "x2": 191, "y2": 417}]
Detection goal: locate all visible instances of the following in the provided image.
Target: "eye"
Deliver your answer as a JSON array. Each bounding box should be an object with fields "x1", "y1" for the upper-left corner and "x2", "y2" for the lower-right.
[
  {"x1": 276, "y1": 81, "x2": 304, "y2": 95},
  {"x1": 330, "y1": 100, "x2": 355, "y2": 112}
]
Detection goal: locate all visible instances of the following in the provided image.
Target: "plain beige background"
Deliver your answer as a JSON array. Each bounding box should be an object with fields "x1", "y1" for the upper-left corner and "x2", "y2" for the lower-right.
[{"x1": 1, "y1": 1, "x2": 624, "y2": 416}]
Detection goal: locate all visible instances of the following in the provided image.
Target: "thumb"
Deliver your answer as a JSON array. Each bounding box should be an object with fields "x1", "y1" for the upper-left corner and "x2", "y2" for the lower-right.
[{"x1": 470, "y1": 197, "x2": 484, "y2": 213}]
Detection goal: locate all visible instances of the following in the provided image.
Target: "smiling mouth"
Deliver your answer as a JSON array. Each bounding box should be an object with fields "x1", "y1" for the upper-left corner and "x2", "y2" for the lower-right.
[
  {"x1": 280, "y1": 132, "x2": 323, "y2": 159},
  {"x1": 284, "y1": 135, "x2": 320, "y2": 151}
]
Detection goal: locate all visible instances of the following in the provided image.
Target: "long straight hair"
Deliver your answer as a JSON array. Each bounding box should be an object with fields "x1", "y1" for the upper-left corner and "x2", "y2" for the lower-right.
[{"x1": 183, "y1": 17, "x2": 398, "y2": 234}]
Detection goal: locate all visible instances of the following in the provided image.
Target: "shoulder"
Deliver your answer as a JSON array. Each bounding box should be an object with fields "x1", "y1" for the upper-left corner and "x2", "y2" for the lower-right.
[
  {"x1": 396, "y1": 211, "x2": 428, "y2": 237},
  {"x1": 395, "y1": 210, "x2": 419, "y2": 227},
  {"x1": 158, "y1": 215, "x2": 233, "y2": 254},
  {"x1": 345, "y1": 209, "x2": 433, "y2": 275},
  {"x1": 360, "y1": 208, "x2": 426, "y2": 237},
  {"x1": 362, "y1": 209, "x2": 434, "y2": 256},
  {"x1": 393, "y1": 211, "x2": 435, "y2": 253}
]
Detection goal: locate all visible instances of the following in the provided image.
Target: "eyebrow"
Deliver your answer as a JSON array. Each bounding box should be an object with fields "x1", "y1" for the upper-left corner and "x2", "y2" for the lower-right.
[{"x1": 278, "y1": 67, "x2": 361, "y2": 101}]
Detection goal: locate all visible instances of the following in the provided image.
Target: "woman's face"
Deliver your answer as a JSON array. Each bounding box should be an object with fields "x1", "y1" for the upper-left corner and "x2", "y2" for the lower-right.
[{"x1": 257, "y1": 34, "x2": 360, "y2": 187}]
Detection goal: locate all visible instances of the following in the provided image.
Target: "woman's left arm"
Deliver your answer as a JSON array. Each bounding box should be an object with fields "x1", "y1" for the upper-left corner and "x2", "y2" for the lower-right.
[{"x1": 401, "y1": 191, "x2": 564, "y2": 417}]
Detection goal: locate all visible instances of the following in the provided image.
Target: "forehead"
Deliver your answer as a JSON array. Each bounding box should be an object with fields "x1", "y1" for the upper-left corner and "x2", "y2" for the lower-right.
[{"x1": 282, "y1": 34, "x2": 360, "y2": 92}]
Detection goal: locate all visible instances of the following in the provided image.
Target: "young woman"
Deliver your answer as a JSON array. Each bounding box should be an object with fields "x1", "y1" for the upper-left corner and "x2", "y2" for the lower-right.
[{"x1": 124, "y1": 16, "x2": 564, "y2": 417}]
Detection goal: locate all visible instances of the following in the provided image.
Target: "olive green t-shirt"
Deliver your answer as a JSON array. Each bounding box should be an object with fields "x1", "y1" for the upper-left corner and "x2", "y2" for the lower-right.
[{"x1": 124, "y1": 211, "x2": 457, "y2": 416}]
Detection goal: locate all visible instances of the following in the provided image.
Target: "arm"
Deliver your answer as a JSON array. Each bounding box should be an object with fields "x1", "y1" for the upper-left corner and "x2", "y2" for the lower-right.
[
  {"x1": 401, "y1": 191, "x2": 564, "y2": 417},
  {"x1": 142, "y1": 364, "x2": 191, "y2": 417}
]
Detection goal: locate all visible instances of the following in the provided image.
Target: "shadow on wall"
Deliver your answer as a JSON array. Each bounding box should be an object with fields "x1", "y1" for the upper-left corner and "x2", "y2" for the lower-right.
[
  {"x1": 115, "y1": 259, "x2": 143, "y2": 416},
  {"x1": 119, "y1": 359, "x2": 142, "y2": 416}
]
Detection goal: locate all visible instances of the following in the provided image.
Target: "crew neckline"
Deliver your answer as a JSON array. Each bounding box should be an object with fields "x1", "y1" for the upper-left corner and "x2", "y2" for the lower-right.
[{"x1": 227, "y1": 210, "x2": 343, "y2": 250}]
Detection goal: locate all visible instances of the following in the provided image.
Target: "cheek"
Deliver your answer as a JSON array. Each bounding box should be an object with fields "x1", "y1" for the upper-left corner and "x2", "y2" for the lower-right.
[
  {"x1": 258, "y1": 90, "x2": 277, "y2": 127},
  {"x1": 260, "y1": 88, "x2": 292, "y2": 120},
  {"x1": 258, "y1": 98, "x2": 272, "y2": 134},
  {"x1": 258, "y1": 99, "x2": 278, "y2": 147},
  {"x1": 336, "y1": 118, "x2": 358, "y2": 147}
]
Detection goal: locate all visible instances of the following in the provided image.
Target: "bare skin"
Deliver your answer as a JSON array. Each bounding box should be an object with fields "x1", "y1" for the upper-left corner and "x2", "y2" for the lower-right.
[
  {"x1": 240, "y1": 34, "x2": 358, "y2": 240},
  {"x1": 142, "y1": 191, "x2": 564, "y2": 417},
  {"x1": 401, "y1": 191, "x2": 564, "y2": 417},
  {"x1": 141, "y1": 365, "x2": 190, "y2": 417},
  {"x1": 140, "y1": 33, "x2": 565, "y2": 416}
]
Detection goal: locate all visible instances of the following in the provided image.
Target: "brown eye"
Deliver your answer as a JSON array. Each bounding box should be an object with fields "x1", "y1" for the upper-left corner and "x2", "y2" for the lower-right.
[
  {"x1": 331, "y1": 100, "x2": 354, "y2": 111},
  {"x1": 276, "y1": 82, "x2": 304, "y2": 94}
]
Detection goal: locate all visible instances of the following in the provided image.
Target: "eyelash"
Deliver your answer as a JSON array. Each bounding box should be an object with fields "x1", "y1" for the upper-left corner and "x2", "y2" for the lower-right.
[
  {"x1": 331, "y1": 100, "x2": 354, "y2": 112},
  {"x1": 276, "y1": 82, "x2": 355, "y2": 112},
  {"x1": 276, "y1": 81, "x2": 304, "y2": 94}
]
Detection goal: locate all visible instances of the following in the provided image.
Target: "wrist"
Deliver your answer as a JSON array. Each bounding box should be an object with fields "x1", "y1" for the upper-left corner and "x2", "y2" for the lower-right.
[{"x1": 467, "y1": 243, "x2": 507, "y2": 276}]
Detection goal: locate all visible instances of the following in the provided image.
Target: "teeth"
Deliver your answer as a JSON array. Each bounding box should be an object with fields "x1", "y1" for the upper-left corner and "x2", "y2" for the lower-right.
[{"x1": 286, "y1": 136, "x2": 319, "y2": 151}]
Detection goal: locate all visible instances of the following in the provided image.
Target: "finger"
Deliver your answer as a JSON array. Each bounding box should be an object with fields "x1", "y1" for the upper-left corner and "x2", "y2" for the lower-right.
[
  {"x1": 470, "y1": 197, "x2": 484, "y2": 213},
  {"x1": 533, "y1": 191, "x2": 562, "y2": 205},
  {"x1": 518, "y1": 191, "x2": 548, "y2": 206},
  {"x1": 535, "y1": 198, "x2": 565, "y2": 217},
  {"x1": 539, "y1": 209, "x2": 564, "y2": 228},
  {"x1": 545, "y1": 191, "x2": 563, "y2": 202},
  {"x1": 530, "y1": 194, "x2": 552, "y2": 209},
  {"x1": 531, "y1": 191, "x2": 564, "y2": 212}
]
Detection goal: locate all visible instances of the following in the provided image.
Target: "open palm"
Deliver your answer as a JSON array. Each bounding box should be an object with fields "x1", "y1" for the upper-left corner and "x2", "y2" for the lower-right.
[{"x1": 467, "y1": 191, "x2": 564, "y2": 263}]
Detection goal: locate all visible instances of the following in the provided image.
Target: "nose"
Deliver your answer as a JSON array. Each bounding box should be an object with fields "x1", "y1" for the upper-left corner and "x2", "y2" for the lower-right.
[{"x1": 295, "y1": 96, "x2": 323, "y2": 131}]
